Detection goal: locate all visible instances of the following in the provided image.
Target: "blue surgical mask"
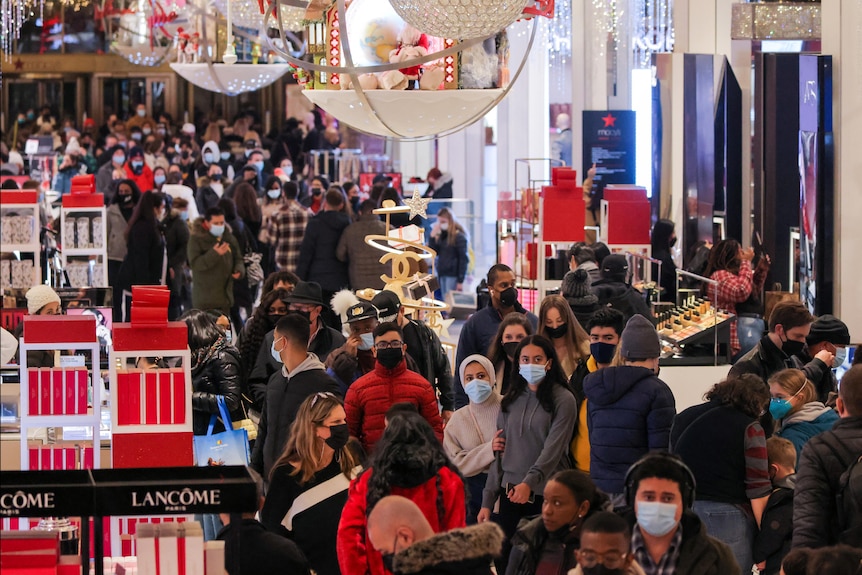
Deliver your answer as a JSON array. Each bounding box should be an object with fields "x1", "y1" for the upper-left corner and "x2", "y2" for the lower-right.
[
  {"x1": 244, "y1": 149, "x2": 252, "y2": 158},
  {"x1": 131, "y1": 161, "x2": 143, "y2": 170},
  {"x1": 519, "y1": 363, "x2": 547, "y2": 386},
  {"x1": 180, "y1": 211, "x2": 189, "y2": 222},
  {"x1": 590, "y1": 342, "x2": 617, "y2": 365},
  {"x1": 209, "y1": 224, "x2": 225, "y2": 237},
  {"x1": 636, "y1": 501, "x2": 679, "y2": 537},
  {"x1": 271, "y1": 337, "x2": 284, "y2": 363},
  {"x1": 464, "y1": 380, "x2": 493, "y2": 404},
  {"x1": 358, "y1": 333, "x2": 374, "y2": 351},
  {"x1": 113, "y1": 154, "x2": 126, "y2": 165},
  {"x1": 154, "y1": 174, "x2": 166, "y2": 186},
  {"x1": 267, "y1": 189, "x2": 281, "y2": 199},
  {"x1": 283, "y1": 166, "x2": 293, "y2": 177},
  {"x1": 253, "y1": 160, "x2": 264, "y2": 171},
  {"x1": 137, "y1": 109, "x2": 146, "y2": 117},
  {"x1": 769, "y1": 398, "x2": 793, "y2": 420},
  {"x1": 204, "y1": 152, "x2": 214, "y2": 164},
  {"x1": 220, "y1": 151, "x2": 231, "y2": 161}
]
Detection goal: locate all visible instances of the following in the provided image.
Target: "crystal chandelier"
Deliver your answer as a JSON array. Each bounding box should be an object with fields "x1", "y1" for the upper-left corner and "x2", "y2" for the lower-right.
[
  {"x1": 387, "y1": 0, "x2": 530, "y2": 40},
  {"x1": 1, "y1": 0, "x2": 39, "y2": 59},
  {"x1": 210, "y1": 0, "x2": 305, "y2": 36},
  {"x1": 731, "y1": 2, "x2": 820, "y2": 40}
]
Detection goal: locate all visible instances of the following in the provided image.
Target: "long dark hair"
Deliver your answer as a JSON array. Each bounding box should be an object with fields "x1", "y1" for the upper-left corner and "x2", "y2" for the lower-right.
[
  {"x1": 180, "y1": 308, "x2": 223, "y2": 352},
  {"x1": 650, "y1": 219, "x2": 675, "y2": 256},
  {"x1": 501, "y1": 335, "x2": 571, "y2": 414},
  {"x1": 703, "y1": 239, "x2": 741, "y2": 277},
  {"x1": 233, "y1": 181, "x2": 262, "y2": 223},
  {"x1": 363, "y1": 411, "x2": 463, "y2": 524},
  {"x1": 124, "y1": 191, "x2": 164, "y2": 240},
  {"x1": 238, "y1": 289, "x2": 288, "y2": 379},
  {"x1": 112, "y1": 178, "x2": 142, "y2": 206},
  {"x1": 487, "y1": 313, "x2": 534, "y2": 367}
]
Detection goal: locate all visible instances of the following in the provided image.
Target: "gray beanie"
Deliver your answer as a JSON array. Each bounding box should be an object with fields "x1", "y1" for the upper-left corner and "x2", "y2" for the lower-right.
[
  {"x1": 620, "y1": 314, "x2": 661, "y2": 360},
  {"x1": 562, "y1": 269, "x2": 598, "y2": 305}
]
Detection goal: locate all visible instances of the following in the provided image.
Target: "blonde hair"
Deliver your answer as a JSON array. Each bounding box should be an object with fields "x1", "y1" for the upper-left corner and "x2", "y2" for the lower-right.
[
  {"x1": 436, "y1": 207, "x2": 467, "y2": 247},
  {"x1": 538, "y1": 295, "x2": 590, "y2": 377},
  {"x1": 766, "y1": 436, "x2": 797, "y2": 470},
  {"x1": 768, "y1": 368, "x2": 817, "y2": 405},
  {"x1": 271, "y1": 392, "x2": 357, "y2": 485}
]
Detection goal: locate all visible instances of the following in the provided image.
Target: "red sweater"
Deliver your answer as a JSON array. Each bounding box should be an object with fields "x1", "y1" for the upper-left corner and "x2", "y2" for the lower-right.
[
  {"x1": 345, "y1": 360, "x2": 444, "y2": 453},
  {"x1": 336, "y1": 467, "x2": 466, "y2": 575}
]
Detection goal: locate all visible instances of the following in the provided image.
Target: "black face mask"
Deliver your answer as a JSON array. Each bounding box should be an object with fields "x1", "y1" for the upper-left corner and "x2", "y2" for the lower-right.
[
  {"x1": 121, "y1": 193, "x2": 133, "y2": 203},
  {"x1": 324, "y1": 423, "x2": 349, "y2": 451},
  {"x1": 211, "y1": 174, "x2": 223, "y2": 182},
  {"x1": 782, "y1": 338, "x2": 806, "y2": 358},
  {"x1": 181, "y1": 150, "x2": 190, "y2": 160},
  {"x1": 499, "y1": 287, "x2": 518, "y2": 308},
  {"x1": 503, "y1": 341, "x2": 519, "y2": 360},
  {"x1": 381, "y1": 553, "x2": 395, "y2": 574},
  {"x1": 669, "y1": 236, "x2": 677, "y2": 248},
  {"x1": 288, "y1": 309, "x2": 311, "y2": 324},
  {"x1": 546, "y1": 324, "x2": 568, "y2": 339},
  {"x1": 377, "y1": 348, "x2": 403, "y2": 370},
  {"x1": 581, "y1": 565, "x2": 627, "y2": 575},
  {"x1": 267, "y1": 313, "x2": 284, "y2": 327}
]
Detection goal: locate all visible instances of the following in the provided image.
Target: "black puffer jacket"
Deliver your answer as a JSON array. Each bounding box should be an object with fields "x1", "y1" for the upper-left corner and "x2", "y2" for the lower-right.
[
  {"x1": 296, "y1": 210, "x2": 350, "y2": 292},
  {"x1": 405, "y1": 319, "x2": 455, "y2": 412},
  {"x1": 191, "y1": 341, "x2": 243, "y2": 435},
  {"x1": 589, "y1": 279, "x2": 654, "y2": 323},
  {"x1": 792, "y1": 416, "x2": 862, "y2": 548},
  {"x1": 505, "y1": 516, "x2": 579, "y2": 575}
]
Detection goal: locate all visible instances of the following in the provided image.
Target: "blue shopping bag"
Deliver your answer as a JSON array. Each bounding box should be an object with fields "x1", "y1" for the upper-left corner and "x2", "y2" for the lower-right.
[{"x1": 193, "y1": 396, "x2": 250, "y2": 466}]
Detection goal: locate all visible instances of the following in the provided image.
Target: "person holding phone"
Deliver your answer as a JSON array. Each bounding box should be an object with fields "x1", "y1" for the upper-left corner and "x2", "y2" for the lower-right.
[{"x1": 477, "y1": 335, "x2": 577, "y2": 570}]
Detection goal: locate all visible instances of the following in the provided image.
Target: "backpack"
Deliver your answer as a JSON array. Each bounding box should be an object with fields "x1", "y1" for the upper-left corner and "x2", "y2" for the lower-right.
[{"x1": 821, "y1": 433, "x2": 862, "y2": 546}]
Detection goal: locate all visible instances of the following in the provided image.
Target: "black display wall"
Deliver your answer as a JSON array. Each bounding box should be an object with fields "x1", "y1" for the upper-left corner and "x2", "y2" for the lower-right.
[{"x1": 715, "y1": 58, "x2": 743, "y2": 244}]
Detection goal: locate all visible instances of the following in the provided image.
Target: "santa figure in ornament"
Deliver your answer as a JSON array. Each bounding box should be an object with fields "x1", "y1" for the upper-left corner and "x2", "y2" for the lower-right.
[
  {"x1": 176, "y1": 27, "x2": 190, "y2": 62},
  {"x1": 188, "y1": 32, "x2": 201, "y2": 63},
  {"x1": 389, "y1": 25, "x2": 429, "y2": 90}
]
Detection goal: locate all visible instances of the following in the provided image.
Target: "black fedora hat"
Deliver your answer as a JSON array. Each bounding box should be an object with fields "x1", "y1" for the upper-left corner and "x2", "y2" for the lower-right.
[{"x1": 284, "y1": 281, "x2": 325, "y2": 306}]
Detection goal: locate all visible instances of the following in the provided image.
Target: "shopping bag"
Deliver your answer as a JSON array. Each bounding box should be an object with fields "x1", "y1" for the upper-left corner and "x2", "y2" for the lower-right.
[
  {"x1": 193, "y1": 396, "x2": 249, "y2": 466},
  {"x1": 232, "y1": 393, "x2": 259, "y2": 442}
]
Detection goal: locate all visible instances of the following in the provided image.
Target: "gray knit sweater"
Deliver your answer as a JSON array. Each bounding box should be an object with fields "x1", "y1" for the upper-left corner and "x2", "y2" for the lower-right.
[
  {"x1": 481, "y1": 385, "x2": 577, "y2": 509},
  {"x1": 443, "y1": 392, "x2": 502, "y2": 478}
]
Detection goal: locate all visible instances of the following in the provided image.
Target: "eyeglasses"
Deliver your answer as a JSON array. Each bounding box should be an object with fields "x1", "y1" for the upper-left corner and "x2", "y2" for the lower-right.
[
  {"x1": 576, "y1": 550, "x2": 628, "y2": 569},
  {"x1": 310, "y1": 392, "x2": 336, "y2": 408},
  {"x1": 374, "y1": 341, "x2": 403, "y2": 350}
]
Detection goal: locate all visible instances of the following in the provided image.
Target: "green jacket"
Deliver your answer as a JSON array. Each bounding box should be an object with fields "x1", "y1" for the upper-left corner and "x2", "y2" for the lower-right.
[{"x1": 187, "y1": 217, "x2": 244, "y2": 314}]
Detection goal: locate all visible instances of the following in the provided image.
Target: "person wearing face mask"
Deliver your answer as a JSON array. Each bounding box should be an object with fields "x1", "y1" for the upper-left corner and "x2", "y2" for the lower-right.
[
  {"x1": 197, "y1": 140, "x2": 235, "y2": 181},
  {"x1": 96, "y1": 145, "x2": 130, "y2": 203},
  {"x1": 649, "y1": 219, "x2": 678, "y2": 304},
  {"x1": 428, "y1": 207, "x2": 469, "y2": 301},
  {"x1": 250, "y1": 314, "x2": 341, "y2": 478},
  {"x1": 117, "y1": 191, "x2": 167, "y2": 320},
  {"x1": 624, "y1": 453, "x2": 740, "y2": 575},
  {"x1": 454, "y1": 264, "x2": 539, "y2": 408},
  {"x1": 187, "y1": 206, "x2": 245, "y2": 315},
  {"x1": 487, "y1": 314, "x2": 534, "y2": 396},
  {"x1": 506, "y1": 470, "x2": 611, "y2": 575},
  {"x1": 344, "y1": 322, "x2": 444, "y2": 453},
  {"x1": 562, "y1": 268, "x2": 601, "y2": 327},
  {"x1": 249, "y1": 282, "x2": 347, "y2": 408},
  {"x1": 337, "y1": 411, "x2": 466, "y2": 575},
  {"x1": 572, "y1": 309, "x2": 627, "y2": 474},
  {"x1": 152, "y1": 166, "x2": 167, "y2": 190},
  {"x1": 589, "y1": 255, "x2": 655, "y2": 325},
  {"x1": 730, "y1": 301, "x2": 834, "y2": 401},
  {"x1": 570, "y1": 512, "x2": 647, "y2": 575},
  {"x1": 163, "y1": 196, "x2": 191, "y2": 320},
  {"x1": 12, "y1": 285, "x2": 63, "y2": 367},
  {"x1": 259, "y1": 176, "x2": 286, "y2": 250},
  {"x1": 301, "y1": 175, "x2": 329, "y2": 214},
  {"x1": 443, "y1": 355, "x2": 503, "y2": 524},
  {"x1": 106, "y1": 179, "x2": 142, "y2": 319},
  {"x1": 336, "y1": 199, "x2": 389, "y2": 290},
  {"x1": 583, "y1": 315, "x2": 676, "y2": 508},
  {"x1": 477, "y1": 335, "x2": 577, "y2": 568},
  {"x1": 801, "y1": 315, "x2": 852, "y2": 403},
  {"x1": 669, "y1": 374, "x2": 773, "y2": 572},
  {"x1": 260, "y1": 392, "x2": 357, "y2": 575},
  {"x1": 238, "y1": 289, "x2": 290, "y2": 389},
  {"x1": 324, "y1": 300, "x2": 381, "y2": 391},
  {"x1": 367, "y1": 495, "x2": 503, "y2": 575},
  {"x1": 768, "y1": 368, "x2": 839, "y2": 461},
  {"x1": 123, "y1": 146, "x2": 154, "y2": 193},
  {"x1": 126, "y1": 103, "x2": 154, "y2": 130}
]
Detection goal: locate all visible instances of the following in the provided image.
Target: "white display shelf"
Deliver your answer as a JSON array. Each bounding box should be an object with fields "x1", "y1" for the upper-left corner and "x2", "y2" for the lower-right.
[
  {"x1": 60, "y1": 204, "x2": 108, "y2": 287},
  {"x1": 0, "y1": 197, "x2": 41, "y2": 289}
]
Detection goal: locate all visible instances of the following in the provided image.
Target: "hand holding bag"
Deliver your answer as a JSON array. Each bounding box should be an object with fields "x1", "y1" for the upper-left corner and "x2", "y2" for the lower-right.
[{"x1": 193, "y1": 396, "x2": 250, "y2": 466}]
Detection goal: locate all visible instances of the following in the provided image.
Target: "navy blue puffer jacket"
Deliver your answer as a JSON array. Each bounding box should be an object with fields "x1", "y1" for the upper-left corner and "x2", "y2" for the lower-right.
[{"x1": 584, "y1": 365, "x2": 676, "y2": 494}]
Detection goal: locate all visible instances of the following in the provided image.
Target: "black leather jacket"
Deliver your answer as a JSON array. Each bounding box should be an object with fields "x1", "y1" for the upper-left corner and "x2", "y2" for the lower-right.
[{"x1": 191, "y1": 343, "x2": 243, "y2": 435}]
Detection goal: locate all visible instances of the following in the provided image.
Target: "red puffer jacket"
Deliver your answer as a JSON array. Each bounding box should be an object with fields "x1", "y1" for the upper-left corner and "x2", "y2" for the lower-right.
[
  {"x1": 345, "y1": 359, "x2": 444, "y2": 453},
  {"x1": 336, "y1": 467, "x2": 466, "y2": 575}
]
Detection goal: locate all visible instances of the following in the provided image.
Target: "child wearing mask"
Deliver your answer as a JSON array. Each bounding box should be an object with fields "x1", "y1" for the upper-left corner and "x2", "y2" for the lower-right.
[{"x1": 753, "y1": 437, "x2": 797, "y2": 575}]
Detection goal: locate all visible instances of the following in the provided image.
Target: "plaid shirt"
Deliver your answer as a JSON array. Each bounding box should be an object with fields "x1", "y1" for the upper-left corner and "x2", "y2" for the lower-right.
[
  {"x1": 632, "y1": 524, "x2": 683, "y2": 575},
  {"x1": 269, "y1": 201, "x2": 310, "y2": 273},
  {"x1": 709, "y1": 259, "x2": 753, "y2": 355}
]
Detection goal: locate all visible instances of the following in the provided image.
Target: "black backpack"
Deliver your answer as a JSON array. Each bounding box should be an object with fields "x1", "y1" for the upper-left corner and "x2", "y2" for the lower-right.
[{"x1": 821, "y1": 433, "x2": 862, "y2": 547}]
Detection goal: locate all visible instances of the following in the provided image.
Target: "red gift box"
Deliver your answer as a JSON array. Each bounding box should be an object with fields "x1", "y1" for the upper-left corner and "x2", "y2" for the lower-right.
[
  {"x1": 113, "y1": 323, "x2": 188, "y2": 352},
  {"x1": 23, "y1": 315, "x2": 96, "y2": 344},
  {"x1": 51, "y1": 370, "x2": 63, "y2": 415},
  {"x1": 172, "y1": 369, "x2": 186, "y2": 425},
  {"x1": 39, "y1": 369, "x2": 51, "y2": 416},
  {"x1": 551, "y1": 167, "x2": 578, "y2": 186},
  {"x1": 112, "y1": 431, "x2": 194, "y2": 468},
  {"x1": 158, "y1": 370, "x2": 172, "y2": 424},
  {"x1": 145, "y1": 370, "x2": 159, "y2": 425},
  {"x1": 28, "y1": 369, "x2": 41, "y2": 415},
  {"x1": 69, "y1": 174, "x2": 95, "y2": 194},
  {"x1": 76, "y1": 369, "x2": 88, "y2": 415}
]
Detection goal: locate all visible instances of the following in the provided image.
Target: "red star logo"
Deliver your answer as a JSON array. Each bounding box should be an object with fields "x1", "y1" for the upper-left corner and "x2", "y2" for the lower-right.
[
  {"x1": 14, "y1": 58, "x2": 24, "y2": 70},
  {"x1": 602, "y1": 113, "x2": 616, "y2": 128}
]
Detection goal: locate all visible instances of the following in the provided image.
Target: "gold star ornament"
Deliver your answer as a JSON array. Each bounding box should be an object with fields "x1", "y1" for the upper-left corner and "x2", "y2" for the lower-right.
[{"x1": 404, "y1": 189, "x2": 431, "y2": 220}]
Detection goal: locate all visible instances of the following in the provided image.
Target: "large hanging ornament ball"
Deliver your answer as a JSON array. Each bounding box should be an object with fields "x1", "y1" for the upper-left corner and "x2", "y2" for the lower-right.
[{"x1": 388, "y1": 0, "x2": 530, "y2": 40}]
